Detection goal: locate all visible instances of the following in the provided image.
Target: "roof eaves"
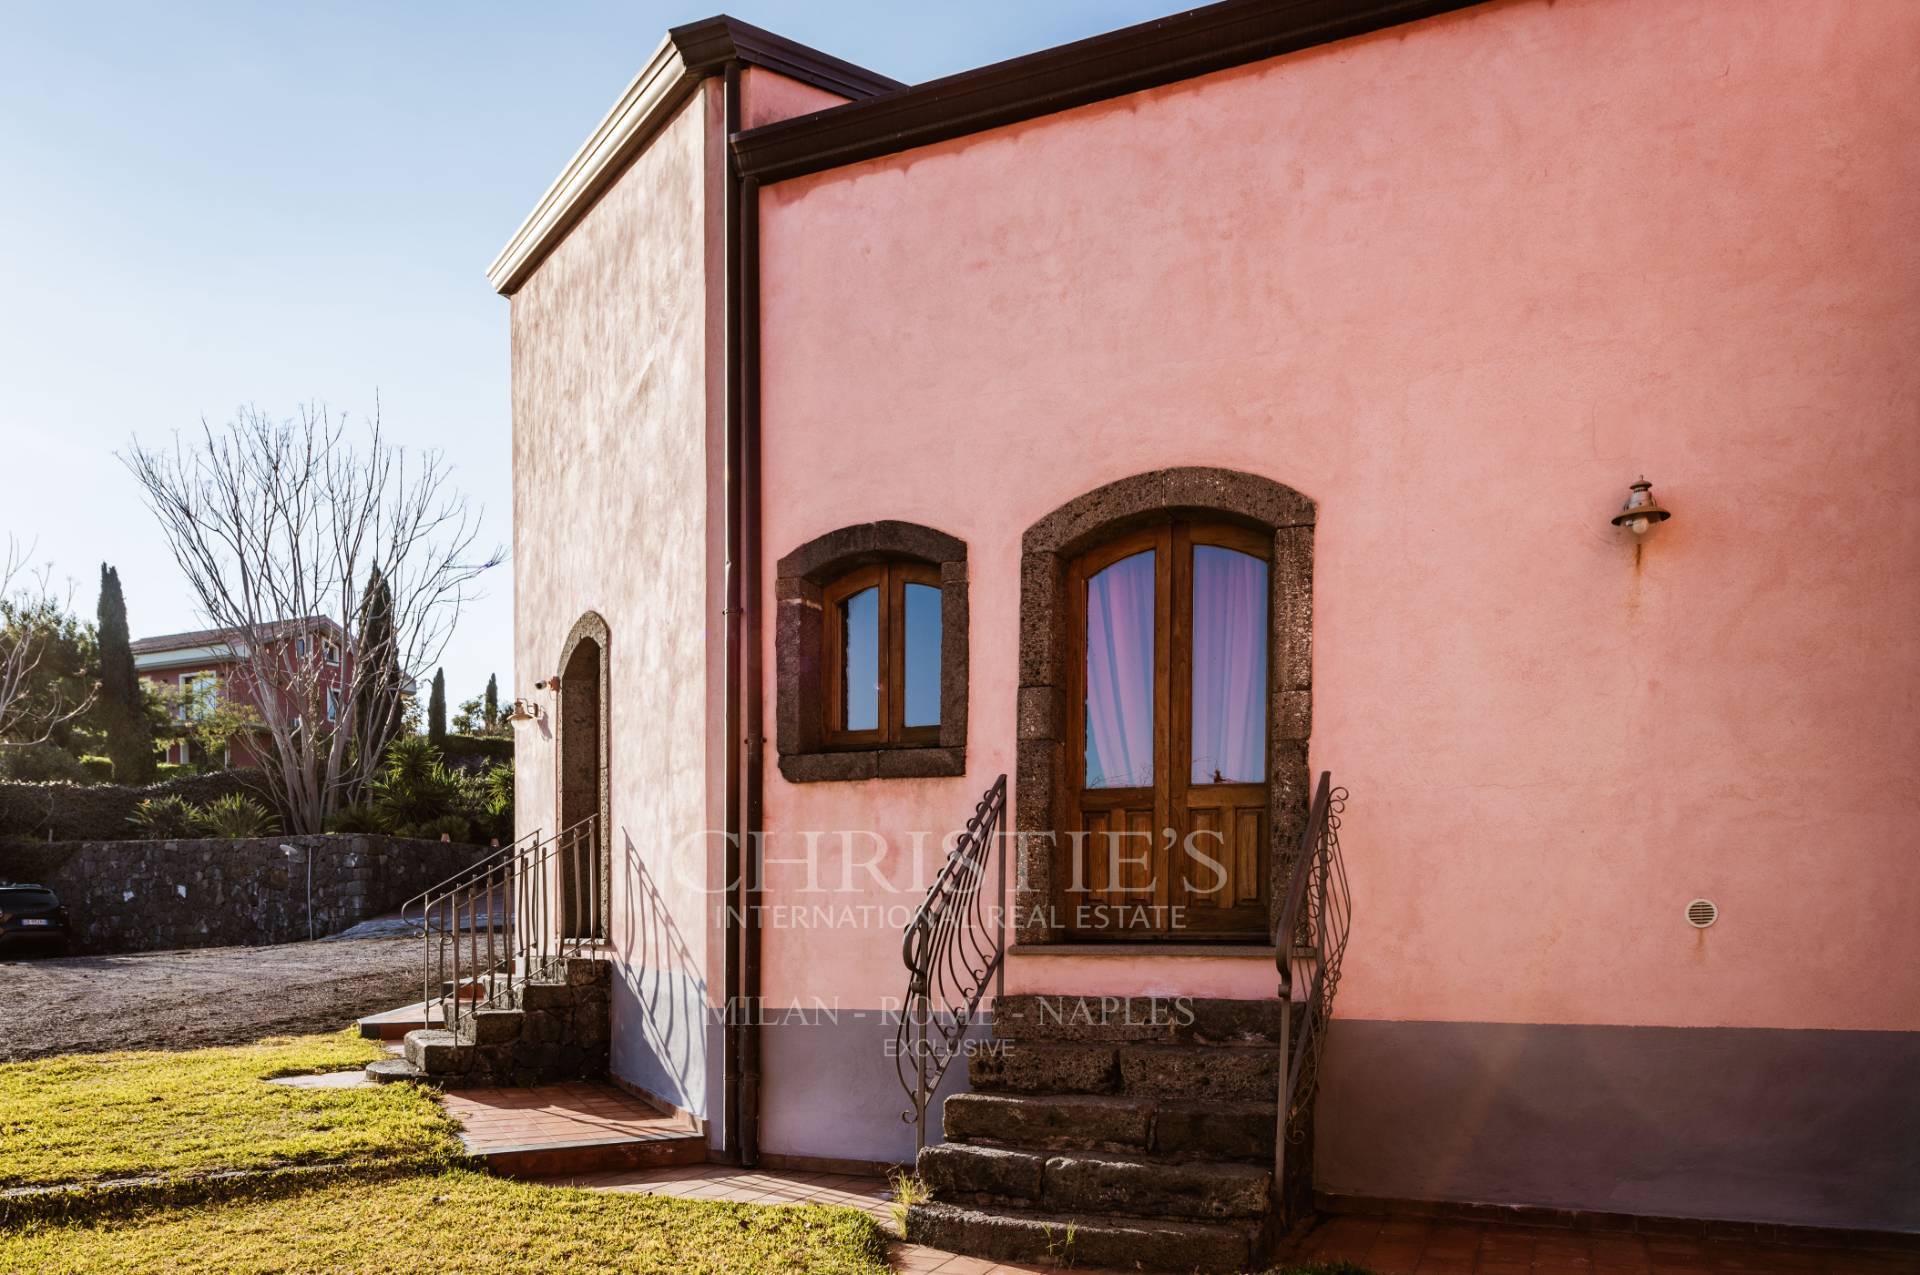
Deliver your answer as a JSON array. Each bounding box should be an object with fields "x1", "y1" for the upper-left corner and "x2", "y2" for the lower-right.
[
  {"x1": 670, "y1": 16, "x2": 905, "y2": 98},
  {"x1": 486, "y1": 16, "x2": 901, "y2": 296},
  {"x1": 731, "y1": 0, "x2": 1491, "y2": 184}
]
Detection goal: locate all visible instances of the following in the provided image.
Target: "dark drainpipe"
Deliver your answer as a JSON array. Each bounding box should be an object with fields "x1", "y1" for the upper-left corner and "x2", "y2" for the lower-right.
[
  {"x1": 720, "y1": 59, "x2": 744, "y2": 1166},
  {"x1": 720, "y1": 60, "x2": 765, "y2": 1168},
  {"x1": 738, "y1": 162, "x2": 765, "y2": 1170}
]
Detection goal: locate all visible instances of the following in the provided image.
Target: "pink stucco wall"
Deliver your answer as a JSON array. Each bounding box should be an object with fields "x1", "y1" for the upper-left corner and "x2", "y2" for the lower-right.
[
  {"x1": 753, "y1": 0, "x2": 1920, "y2": 1033},
  {"x1": 741, "y1": 66, "x2": 850, "y2": 131}
]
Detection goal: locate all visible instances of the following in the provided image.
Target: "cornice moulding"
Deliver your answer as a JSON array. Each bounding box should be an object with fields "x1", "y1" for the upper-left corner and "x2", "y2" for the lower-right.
[
  {"x1": 486, "y1": 17, "x2": 901, "y2": 296},
  {"x1": 486, "y1": 36, "x2": 693, "y2": 296}
]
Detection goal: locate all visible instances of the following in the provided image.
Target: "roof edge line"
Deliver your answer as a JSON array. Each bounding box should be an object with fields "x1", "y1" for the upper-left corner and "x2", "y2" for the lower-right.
[
  {"x1": 731, "y1": 0, "x2": 1492, "y2": 184},
  {"x1": 671, "y1": 15, "x2": 905, "y2": 98},
  {"x1": 486, "y1": 33, "x2": 693, "y2": 296},
  {"x1": 486, "y1": 17, "x2": 902, "y2": 296}
]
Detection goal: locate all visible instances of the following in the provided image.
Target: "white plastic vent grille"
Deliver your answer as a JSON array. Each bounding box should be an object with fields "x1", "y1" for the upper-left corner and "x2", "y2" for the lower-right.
[{"x1": 1686, "y1": 898, "x2": 1718, "y2": 929}]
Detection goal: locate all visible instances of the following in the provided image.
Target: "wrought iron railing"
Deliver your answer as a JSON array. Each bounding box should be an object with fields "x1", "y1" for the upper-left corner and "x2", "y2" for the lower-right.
[
  {"x1": 1274, "y1": 771, "x2": 1350, "y2": 1212},
  {"x1": 406, "y1": 813, "x2": 602, "y2": 1034},
  {"x1": 896, "y1": 773, "x2": 1008, "y2": 1151}
]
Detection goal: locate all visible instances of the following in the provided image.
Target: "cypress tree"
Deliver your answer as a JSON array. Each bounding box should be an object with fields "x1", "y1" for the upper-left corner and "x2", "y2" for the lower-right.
[
  {"x1": 95, "y1": 564, "x2": 154, "y2": 782},
  {"x1": 351, "y1": 568, "x2": 404, "y2": 772},
  {"x1": 428, "y1": 668, "x2": 447, "y2": 746},
  {"x1": 484, "y1": 673, "x2": 499, "y2": 732}
]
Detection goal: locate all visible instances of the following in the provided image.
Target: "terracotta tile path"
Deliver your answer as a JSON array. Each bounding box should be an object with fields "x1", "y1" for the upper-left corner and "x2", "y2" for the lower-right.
[
  {"x1": 440, "y1": 1080, "x2": 698, "y2": 1153},
  {"x1": 525, "y1": 1160, "x2": 1917, "y2": 1274},
  {"x1": 534, "y1": 1162, "x2": 1065, "y2": 1274},
  {"x1": 434, "y1": 1087, "x2": 1914, "y2": 1275},
  {"x1": 539, "y1": 1162, "x2": 893, "y2": 1215}
]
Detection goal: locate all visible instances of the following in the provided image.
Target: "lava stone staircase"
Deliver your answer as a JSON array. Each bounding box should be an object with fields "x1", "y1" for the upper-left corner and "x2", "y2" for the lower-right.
[
  {"x1": 364, "y1": 955, "x2": 611, "y2": 1088},
  {"x1": 907, "y1": 993, "x2": 1296, "y2": 1273}
]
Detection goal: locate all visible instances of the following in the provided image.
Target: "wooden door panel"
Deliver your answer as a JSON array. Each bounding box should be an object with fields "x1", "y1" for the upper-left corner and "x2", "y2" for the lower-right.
[
  {"x1": 1077, "y1": 800, "x2": 1158, "y2": 934},
  {"x1": 1124, "y1": 807, "x2": 1157, "y2": 900},
  {"x1": 1183, "y1": 806, "x2": 1224, "y2": 906},
  {"x1": 1064, "y1": 518, "x2": 1273, "y2": 942},
  {"x1": 1231, "y1": 805, "x2": 1264, "y2": 907}
]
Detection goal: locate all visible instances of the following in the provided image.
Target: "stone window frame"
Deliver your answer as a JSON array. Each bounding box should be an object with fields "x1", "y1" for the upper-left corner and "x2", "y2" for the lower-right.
[
  {"x1": 776, "y1": 521, "x2": 968, "y2": 783},
  {"x1": 1014, "y1": 468, "x2": 1314, "y2": 946}
]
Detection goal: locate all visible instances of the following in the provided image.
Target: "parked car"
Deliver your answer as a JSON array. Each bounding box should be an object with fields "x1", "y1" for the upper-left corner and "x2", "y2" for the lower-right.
[{"x1": 0, "y1": 883, "x2": 71, "y2": 955}]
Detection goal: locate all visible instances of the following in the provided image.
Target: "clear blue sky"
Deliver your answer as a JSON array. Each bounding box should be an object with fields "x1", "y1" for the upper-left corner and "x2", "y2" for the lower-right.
[{"x1": 0, "y1": 1, "x2": 1172, "y2": 707}]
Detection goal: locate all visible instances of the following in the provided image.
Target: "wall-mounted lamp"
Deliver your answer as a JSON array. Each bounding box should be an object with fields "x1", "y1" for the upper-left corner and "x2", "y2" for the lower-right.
[
  {"x1": 1611, "y1": 476, "x2": 1672, "y2": 536},
  {"x1": 507, "y1": 698, "x2": 542, "y2": 723}
]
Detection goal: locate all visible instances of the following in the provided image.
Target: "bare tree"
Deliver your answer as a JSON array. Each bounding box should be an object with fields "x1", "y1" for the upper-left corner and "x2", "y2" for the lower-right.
[
  {"x1": 123, "y1": 405, "x2": 501, "y2": 832},
  {"x1": 0, "y1": 539, "x2": 96, "y2": 753}
]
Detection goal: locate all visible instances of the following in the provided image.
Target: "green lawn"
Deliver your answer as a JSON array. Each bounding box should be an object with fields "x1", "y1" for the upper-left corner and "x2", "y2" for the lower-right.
[
  {"x1": 0, "y1": 1032, "x2": 461, "y2": 1190},
  {"x1": 0, "y1": 1031, "x2": 1339, "y2": 1274},
  {"x1": 0, "y1": 1169, "x2": 890, "y2": 1275},
  {"x1": 0, "y1": 1033, "x2": 887, "y2": 1272}
]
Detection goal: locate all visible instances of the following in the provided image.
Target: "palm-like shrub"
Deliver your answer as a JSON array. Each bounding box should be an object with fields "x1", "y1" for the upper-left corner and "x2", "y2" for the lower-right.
[
  {"x1": 370, "y1": 736, "x2": 465, "y2": 831},
  {"x1": 475, "y1": 760, "x2": 514, "y2": 843},
  {"x1": 196, "y1": 792, "x2": 277, "y2": 837},
  {"x1": 413, "y1": 813, "x2": 475, "y2": 843},
  {"x1": 368, "y1": 735, "x2": 499, "y2": 841},
  {"x1": 324, "y1": 804, "x2": 385, "y2": 835},
  {"x1": 128, "y1": 795, "x2": 199, "y2": 838}
]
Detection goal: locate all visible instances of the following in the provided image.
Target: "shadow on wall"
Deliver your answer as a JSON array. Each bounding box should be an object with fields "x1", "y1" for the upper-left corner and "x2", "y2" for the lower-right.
[{"x1": 613, "y1": 828, "x2": 711, "y2": 1120}]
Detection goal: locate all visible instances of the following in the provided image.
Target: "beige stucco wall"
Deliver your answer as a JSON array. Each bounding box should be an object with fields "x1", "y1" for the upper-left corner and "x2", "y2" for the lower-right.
[
  {"x1": 505, "y1": 62, "x2": 863, "y2": 1136},
  {"x1": 510, "y1": 83, "x2": 725, "y2": 1120}
]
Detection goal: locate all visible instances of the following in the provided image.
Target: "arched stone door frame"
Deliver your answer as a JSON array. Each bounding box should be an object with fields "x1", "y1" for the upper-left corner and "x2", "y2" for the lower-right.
[
  {"x1": 556, "y1": 610, "x2": 611, "y2": 939},
  {"x1": 1014, "y1": 468, "x2": 1314, "y2": 946}
]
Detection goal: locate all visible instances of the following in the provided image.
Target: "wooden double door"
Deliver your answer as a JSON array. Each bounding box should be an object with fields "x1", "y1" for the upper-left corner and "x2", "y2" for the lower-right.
[{"x1": 1064, "y1": 519, "x2": 1272, "y2": 940}]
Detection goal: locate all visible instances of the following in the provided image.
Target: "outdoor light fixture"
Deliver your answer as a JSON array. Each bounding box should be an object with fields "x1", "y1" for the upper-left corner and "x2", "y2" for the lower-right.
[
  {"x1": 508, "y1": 698, "x2": 542, "y2": 723},
  {"x1": 1611, "y1": 476, "x2": 1672, "y2": 536}
]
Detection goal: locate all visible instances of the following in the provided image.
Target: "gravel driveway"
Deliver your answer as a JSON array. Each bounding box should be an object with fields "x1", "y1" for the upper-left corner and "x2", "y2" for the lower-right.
[{"x1": 0, "y1": 935, "x2": 423, "y2": 1061}]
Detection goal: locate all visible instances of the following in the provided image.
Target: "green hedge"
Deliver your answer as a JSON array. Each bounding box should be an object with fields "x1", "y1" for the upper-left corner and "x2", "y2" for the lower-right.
[
  {"x1": 0, "y1": 770, "x2": 275, "y2": 842},
  {"x1": 442, "y1": 735, "x2": 512, "y2": 765}
]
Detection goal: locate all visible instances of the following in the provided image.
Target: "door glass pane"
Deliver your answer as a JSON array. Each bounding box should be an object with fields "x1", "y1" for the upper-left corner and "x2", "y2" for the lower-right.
[
  {"x1": 1190, "y1": 545, "x2": 1267, "y2": 784},
  {"x1": 1084, "y1": 551, "x2": 1155, "y2": 789},
  {"x1": 841, "y1": 586, "x2": 879, "y2": 731},
  {"x1": 903, "y1": 583, "x2": 941, "y2": 728}
]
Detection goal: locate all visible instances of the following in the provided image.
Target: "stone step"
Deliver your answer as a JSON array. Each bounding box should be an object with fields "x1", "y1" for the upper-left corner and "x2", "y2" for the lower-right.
[
  {"x1": 403, "y1": 1028, "x2": 475, "y2": 1076},
  {"x1": 363, "y1": 1057, "x2": 426, "y2": 1084},
  {"x1": 969, "y1": 1040, "x2": 1118, "y2": 1093},
  {"x1": 993, "y1": 994, "x2": 1288, "y2": 1045},
  {"x1": 905, "y1": 1201, "x2": 1258, "y2": 1273},
  {"x1": 919, "y1": 1143, "x2": 1270, "y2": 1220},
  {"x1": 453, "y1": 1007, "x2": 524, "y2": 1047},
  {"x1": 356, "y1": 1000, "x2": 440, "y2": 1041},
  {"x1": 514, "y1": 979, "x2": 574, "y2": 1012},
  {"x1": 969, "y1": 1039, "x2": 1277, "y2": 1100},
  {"x1": 945, "y1": 1092, "x2": 1151, "y2": 1153},
  {"x1": 944, "y1": 1091, "x2": 1277, "y2": 1162},
  {"x1": 1152, "y1": 1098, "x2": 1277, "y2": 1163},
  {"x1": 564, "y1": 956, "x2": 613, "y2": 985}
]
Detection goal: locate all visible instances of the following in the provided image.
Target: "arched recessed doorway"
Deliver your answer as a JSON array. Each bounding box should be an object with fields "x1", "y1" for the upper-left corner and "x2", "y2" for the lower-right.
[
  {"x1": 1015, "y1": 468, "x2": 1315, "y2": 946},
  {"x1": 556, "y1": 612, "x2": 610, "y2": 940}
]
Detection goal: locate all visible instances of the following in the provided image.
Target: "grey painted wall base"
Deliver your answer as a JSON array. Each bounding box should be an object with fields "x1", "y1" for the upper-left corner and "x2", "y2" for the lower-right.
[
  {"x1": 1316, "y1": 1019, "x2": 1920, "y2": 1233},
  {"x1": 759, "y1": 1009, "x2": 988, "y2": 1166},
  {"x1": 608, "y1": 963, "x2": 720, "y2": 1146}
]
